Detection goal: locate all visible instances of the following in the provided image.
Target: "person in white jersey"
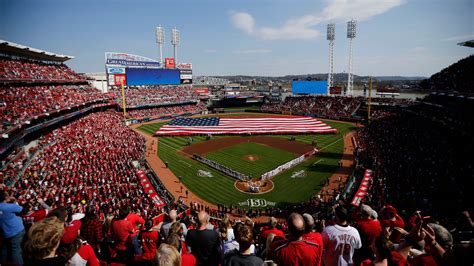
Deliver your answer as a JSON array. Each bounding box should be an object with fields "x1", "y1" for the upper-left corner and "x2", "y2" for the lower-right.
[{"x1": 322, "y1": 205, "x2": 362, "y2": 266}]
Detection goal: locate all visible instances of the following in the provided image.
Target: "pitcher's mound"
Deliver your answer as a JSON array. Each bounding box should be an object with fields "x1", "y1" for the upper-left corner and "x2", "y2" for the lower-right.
[
  {"x1": 235, "y1": 178, "x2": 274, "y2": 194},
  {"x1": 243, "y1": 154, "x2": 260, "y2": 162}
]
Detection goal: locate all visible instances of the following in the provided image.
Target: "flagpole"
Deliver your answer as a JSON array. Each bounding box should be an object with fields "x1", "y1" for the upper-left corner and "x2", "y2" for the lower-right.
[{"x1": 121, "y1": 80, "x2": 127, "y2": 122}]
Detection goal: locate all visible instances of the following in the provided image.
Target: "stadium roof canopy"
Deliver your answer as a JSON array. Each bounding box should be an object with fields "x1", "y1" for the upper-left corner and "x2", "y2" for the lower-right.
[
  {"x1": 457, "y1": 40, "x2": 474, "y2": 48},
  {"x1": 0, "y1": 39, "x2": 74, "y2": 62}
]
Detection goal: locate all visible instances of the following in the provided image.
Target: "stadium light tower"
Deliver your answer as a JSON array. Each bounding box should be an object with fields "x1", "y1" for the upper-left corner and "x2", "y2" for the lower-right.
[
  {"x1": 327, "y1": 23, "x2": 335, "y2": 96},
  {"x1": 171, "y1": 26, "x2": 180, "y2": 64},
  {"x1": 346, "y1": 19, "x2": 357, "y2": 96},
  {"x1": 155, "y1": 25, "x2": 165, "y2": 64}
]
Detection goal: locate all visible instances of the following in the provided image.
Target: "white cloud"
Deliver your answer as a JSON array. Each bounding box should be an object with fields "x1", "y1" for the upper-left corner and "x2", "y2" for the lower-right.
[
  {"x1": 230, "y1": 0, "x2": 404, "y2": 40},
  {"x1": 204, "y1": 49, "x2": 217, "y2": 53},
  {"x1": 319, "y1": 0, "x2": 405, "y2": 22},
  {"x1": 441, "y1": 34, "x2": 474, "y2": 42},
  {"x1": 230, "y1": 12, "x2": 255, "y2": 34},
  {"x1": 235, "y1": 49, "x2": 272, "y2": 54}
]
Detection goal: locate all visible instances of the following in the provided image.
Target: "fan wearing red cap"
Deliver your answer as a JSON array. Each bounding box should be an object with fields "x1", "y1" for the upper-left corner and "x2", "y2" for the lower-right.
[{"x1": 380, "y1": 205, "x2": 405, "y2": 244}]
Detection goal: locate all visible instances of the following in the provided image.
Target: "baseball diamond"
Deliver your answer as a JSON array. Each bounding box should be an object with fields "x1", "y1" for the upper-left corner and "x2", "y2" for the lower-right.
[{"x1": 137, "y1": 115, "x2": 356, "y2": 206}]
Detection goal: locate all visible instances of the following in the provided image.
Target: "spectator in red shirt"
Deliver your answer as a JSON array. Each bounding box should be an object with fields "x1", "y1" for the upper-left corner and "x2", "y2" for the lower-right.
[
  {"x1": 141, "y1": 219, "x2": 160, "y2": 264},
  {"x1": 271, "y1": 213, "x2": 322, "y2": 266},
  {"x1": 354, "y1": 204, "x2": 382, "y2": 264},
  {"x1": 126, "y1": 207, "x2": 145, "y2": 255},
  {"x1": 167, "y1": 233, "x2": 197, "y2": 266},
  {"x1": 110, "y1": 206, "x2": 134, "y2": 263},
  {"x1": 61, "y1": 214, "x2": 83, "y2": 245},
  {"x1": 47, "y1": 206, "x2": 82, "y2": 245},
  {"x1": 302, "y1": 213, "x2": 323, "y2": 266},
  {"x1": 69, "y1": 240, "x2": 100, "y2": 266},
  {"x1": 21, "y1": 198, "x2": 50, "y2": 231},
  {"x1": 260, "y1": 216, "x2": 285, "y2": 244}
]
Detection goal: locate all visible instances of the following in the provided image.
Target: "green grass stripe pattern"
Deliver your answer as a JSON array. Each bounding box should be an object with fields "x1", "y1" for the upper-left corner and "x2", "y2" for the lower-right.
[
  {"x1": 205, "y1": 142, "x2": 296, "y2": 178},
  {"x1": 137, "y1": 116, "x2": 356, "y2": 208}
]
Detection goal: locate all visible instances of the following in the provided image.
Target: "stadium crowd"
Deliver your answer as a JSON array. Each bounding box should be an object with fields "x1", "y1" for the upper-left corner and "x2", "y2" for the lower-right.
[
  {"x1": 2, "y1": 111, "x2": 174, "y2": 222},
  {"x1": 355, "y1": 103, "x2": 472, "y2": 226},
  {"x1": 0, "y1": 58, "x2": 84, "y2": 82},
  {"x1": 0, "y1": 85, "x2": 109, "y2": 133},
  {"x1": 112, "y1": 86, "x2": 198, "y2": 107},
  {"x1": 2, "y1": 185, "x2": 471, "y2": 266},
  {"x1": 261, "y1": 96, "x2": 363, "y2": 119},
  {"x1": 369, "y1": 98, "x2": 414, "y2": 105},
  {"x1": 126, "y1": 103, "x2": 206, "y2": 120},
  {"x1": 1, "y1": 94, "x2": 472, "y2": 265}
]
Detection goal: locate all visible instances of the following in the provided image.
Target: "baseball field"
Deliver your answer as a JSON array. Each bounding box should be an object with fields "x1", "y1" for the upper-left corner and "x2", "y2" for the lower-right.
[{"x1": 138, "y1": 114, "x2": 356, "y2": 208}]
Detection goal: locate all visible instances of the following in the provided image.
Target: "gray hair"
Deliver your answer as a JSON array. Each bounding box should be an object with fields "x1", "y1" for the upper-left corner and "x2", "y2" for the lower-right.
[{"x1": 428, "y1": 223, "x2": 453, "y2": 249}]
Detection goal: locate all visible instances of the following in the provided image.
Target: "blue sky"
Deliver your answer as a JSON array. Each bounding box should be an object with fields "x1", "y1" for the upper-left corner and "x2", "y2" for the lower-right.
[{"x1": 1, "y1": 0, "x2": 472, "y2": 77}]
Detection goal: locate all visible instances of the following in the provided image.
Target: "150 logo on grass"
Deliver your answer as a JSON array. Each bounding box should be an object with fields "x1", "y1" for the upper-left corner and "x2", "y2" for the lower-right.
[{"x1": 238, "y1": 199, "x2": 276, "y2": 208}]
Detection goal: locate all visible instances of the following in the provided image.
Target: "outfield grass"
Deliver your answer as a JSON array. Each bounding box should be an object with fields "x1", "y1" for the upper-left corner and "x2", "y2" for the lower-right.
[
  {"x1": 205, "y1": 142, "x2": 297, "y2": 178},
  {"x1": 137, "y1": 115, "x2": 356, "y2": 207}
]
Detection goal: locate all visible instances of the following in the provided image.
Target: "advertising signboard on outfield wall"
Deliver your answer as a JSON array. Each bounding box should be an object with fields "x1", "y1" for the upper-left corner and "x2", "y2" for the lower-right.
[
  {"x1": 180, "y1": 74, "x2": 193, "y2": 79},
  {"x1": 180, "y1": 78, "x2": 192, "y2": 84},
  {"x1": 114, "y1": 74, "x2": 126, "y2": 86},
  {"x1": 108, "y1": 75, "x2": 115, "y2": 86},
  {"x1": 177, "y1": 63, "x2": 192, "y2": 69},
  {"x1": 165, "y1": 58, "x2": 175, "y2": 69},
  {"x1": 194, "y1": 88, "x2": 209, "y2": 94},
  {"x1": 107, "y1": 67, "x2": 126, "y2": 74},
  {"x1": 179, "y1": 69, "x2": 192, "y2": 74}
]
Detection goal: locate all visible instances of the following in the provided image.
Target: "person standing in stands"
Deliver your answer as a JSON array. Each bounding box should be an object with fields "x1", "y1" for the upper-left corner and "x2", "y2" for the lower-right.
[
  {"x1": 21, "y1": 198, "x2": 51, "y2": 231},
  {"x1": 23, "y1": 216, "x2": 67, "y2": 266},
  {"x1": 270, "y1": 213, "x2": 322, "y2": 266},
  {"x1": 322, "y1": 205, "x2": 362, "y2": 266},
  {"x1": 80, "y1": 205, "x2": 104, "y2": 254},
  {"x1": 141, "y1": 219, "x2": 160, "y2": 265},
  {"x1": 0, "y1": 190, "x2": 25, "y2": 265},
  {"x1": 126, "y1": 207, "x2": 145, "y2": 255},
  {"x1": 302, "y1": 213, "x2": 324, "y2": 266},
  {"x1": 353, "y1": 204, "x2": 382, "y2": 264},
  {"x1": 110, "y1": 206, "x2": 134, "y2": 263},
  {"x1": 379, "y1": 205, "x2": 405, "y2": 244},
  {"x1": 161, "y1": 209, "x2": 188, "y2": 241},
  {"x1": 224, "y1": 224, "x2": 263, "y2": 266},
  {"x1": 260, "y1": 216, "x2": 285, "y2": 248},
  {"x1": 185, "y1": 211, "x2": 220, "y2": 266}
]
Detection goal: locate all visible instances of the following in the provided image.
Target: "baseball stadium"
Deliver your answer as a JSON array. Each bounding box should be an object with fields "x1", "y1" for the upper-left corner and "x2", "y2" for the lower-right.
[{"x1": 1, "y1": 1, "x2": 473, "y2": 266}]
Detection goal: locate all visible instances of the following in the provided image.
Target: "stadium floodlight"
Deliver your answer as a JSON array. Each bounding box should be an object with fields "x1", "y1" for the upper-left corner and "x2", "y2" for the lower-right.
[
  {"x1": 346, "y1": 19, "x2": 357, "y2": 96},
  {"x1": 171, "y1": 27, "x2": 180, "y2": 63},
  {"x1": 155, "y1": 25, "x2": 165, "y2": 64},
  {"x1": 327, "y1": 24, "x2": 335, "y2": 95}
]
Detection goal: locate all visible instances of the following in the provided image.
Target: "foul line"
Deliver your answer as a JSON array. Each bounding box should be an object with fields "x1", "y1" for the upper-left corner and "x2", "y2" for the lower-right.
[
  {"x1": 313, "y1": 159, "x2": 324, "y2": 166},
  {"x1": 179, "y1": 160, "x2": 191, "y2": 167},
  {"x1": 320, "y1": 138, "x2": 343, "y2": 151}
]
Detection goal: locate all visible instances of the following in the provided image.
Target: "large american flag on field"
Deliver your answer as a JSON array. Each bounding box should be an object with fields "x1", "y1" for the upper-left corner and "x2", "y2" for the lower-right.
[{"x1": 154, "y1": 116, "x2": 337, "y2": 136}]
